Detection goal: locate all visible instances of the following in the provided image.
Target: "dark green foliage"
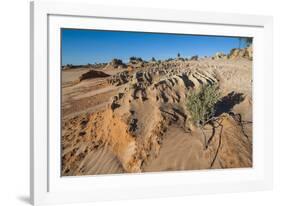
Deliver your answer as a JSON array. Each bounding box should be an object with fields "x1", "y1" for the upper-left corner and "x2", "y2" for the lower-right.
[
  {"x1": 112, "y1": 58, "x2": 123, "y2": 65},
  {"x1": 129, "y1": 56, "x2": 143, "y2": 62},
  {"x1": 190, "y1": 55, "x2": 199, "y2": 60},
  {"x1": 244, "y1": 37, "x2": 252, "y2": 46},
  {"x1": 238, "y1": 37, "x2": 253, "y2": 48}
]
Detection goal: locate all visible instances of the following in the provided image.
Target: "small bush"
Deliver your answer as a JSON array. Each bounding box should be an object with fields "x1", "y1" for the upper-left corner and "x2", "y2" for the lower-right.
[
  {"x1": 186, "y1": 84, "x2": 220, "y2": 126},
  {"x1": 190, "y1": 55, "x2": 199, "y2": 60},
  {"x1": 112, "y1": 58, "x2": 123, "y2": 64},
  {"x1": 129, "y1": 56, "x2": 143, "y2": 62}
]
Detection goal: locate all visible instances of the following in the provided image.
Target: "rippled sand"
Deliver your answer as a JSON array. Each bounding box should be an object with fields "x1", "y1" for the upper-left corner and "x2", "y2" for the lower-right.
[{"x1": 61, "y1": 56, "x2": 252, "y2": 176}]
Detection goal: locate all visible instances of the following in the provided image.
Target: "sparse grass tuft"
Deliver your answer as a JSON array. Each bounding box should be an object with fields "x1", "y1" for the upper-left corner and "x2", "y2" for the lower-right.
[
  {"x1": 186, "y1": 83, "x2": 220, "y2": 150},
  {"x1": 186, "y1": 83, "x2": 220, "y2": 126}
]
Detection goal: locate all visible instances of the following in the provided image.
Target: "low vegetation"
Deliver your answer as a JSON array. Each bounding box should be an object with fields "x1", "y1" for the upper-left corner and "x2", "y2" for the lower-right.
[{"x1": 186, "y1": 84, "x2": 221, "y2": 149}]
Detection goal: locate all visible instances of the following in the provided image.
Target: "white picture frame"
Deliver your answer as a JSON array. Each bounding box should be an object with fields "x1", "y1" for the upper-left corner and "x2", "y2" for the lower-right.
[{"x1": 30, "y1": 0, "x2": 273, "y2": 205}]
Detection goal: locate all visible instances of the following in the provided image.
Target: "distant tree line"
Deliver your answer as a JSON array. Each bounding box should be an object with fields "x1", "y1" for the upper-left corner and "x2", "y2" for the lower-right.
[{"x1": 129, "y1": 56, "x2": 143, "y2": 62}]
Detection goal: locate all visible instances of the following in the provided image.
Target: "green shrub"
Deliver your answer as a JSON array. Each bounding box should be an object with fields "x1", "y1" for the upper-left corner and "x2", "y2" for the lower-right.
[{"x1": 186, "y1": 84, "x2": 220, "y2": 126}]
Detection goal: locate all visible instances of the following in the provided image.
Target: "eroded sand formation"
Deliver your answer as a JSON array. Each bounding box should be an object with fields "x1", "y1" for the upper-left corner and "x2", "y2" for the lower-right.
[{"x1": 62, "y1": 47, "x2": 252, "y2": 176}]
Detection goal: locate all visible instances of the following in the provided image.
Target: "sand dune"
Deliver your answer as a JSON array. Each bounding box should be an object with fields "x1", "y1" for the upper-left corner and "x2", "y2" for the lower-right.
[{"x1": 62, "y1": 48, "x2": 252, "y2": 176}]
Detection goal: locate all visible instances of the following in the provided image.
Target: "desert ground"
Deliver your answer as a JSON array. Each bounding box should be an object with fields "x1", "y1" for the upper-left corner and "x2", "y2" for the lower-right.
[{"x1": 61, "y1": 47, "x2": 253, "y2": 176}]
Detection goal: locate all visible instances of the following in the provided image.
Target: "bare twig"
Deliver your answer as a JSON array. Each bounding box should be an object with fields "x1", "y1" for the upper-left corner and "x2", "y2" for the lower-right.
[
  {"x1": 230, "y1": 113, "x2": 250, "y2": 140},
  {"x1": 204, "y1": 116, "x2": 220, "y2": 125},
  {"x1": 200, "y1": 117, "x2": 222, "y2": 149},
  {"x1": 210, "y1": 120, "x2": 223, "y2": 168},
  {"x1": 200, "y1": 125, "x2": 208, "y2": 150}
]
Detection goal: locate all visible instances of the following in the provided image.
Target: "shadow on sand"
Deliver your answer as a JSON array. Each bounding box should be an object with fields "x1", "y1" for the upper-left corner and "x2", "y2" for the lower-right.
[{"x1": 215, "y1": 91, "x2": 245, "y2": 116}]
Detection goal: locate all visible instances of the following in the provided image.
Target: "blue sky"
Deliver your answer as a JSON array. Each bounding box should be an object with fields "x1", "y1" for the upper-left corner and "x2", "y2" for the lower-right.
[{"x1": 61, "y1": 29, "x2": 248, "y2": 65}]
